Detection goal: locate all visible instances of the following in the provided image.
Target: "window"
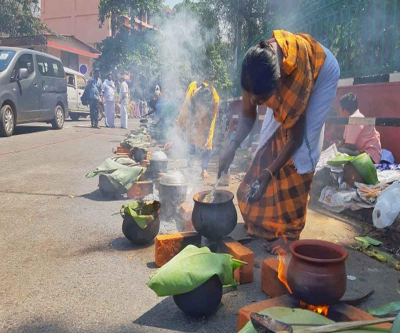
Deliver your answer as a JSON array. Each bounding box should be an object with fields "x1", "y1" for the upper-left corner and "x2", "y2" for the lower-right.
[
  {"x1": 0, "y1": 50, "x2": 15, "y2": 72},
  {"x1": 11, "y1": 54, "x2": 35, "y2": 80},
  {"x1": 77, "y1": 75, "x2": 86, "y2": 90},
  {"x1": 36, "y1": 55, "x2": 65, "y2": 78},
  {"x1": 61, "y1": 51, "x2": 79, "y2": 72},
  {"x1": 66, "y1": 73, "x2": 75, "y2": 87}
]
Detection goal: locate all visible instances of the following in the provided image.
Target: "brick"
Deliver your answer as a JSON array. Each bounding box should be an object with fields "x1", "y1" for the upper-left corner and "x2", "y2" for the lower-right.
[
  {"x1": 219, "y1": 237, "x2": 254, "y2": 284},
  {"x1": 237, "y1": 295, "x2": 298, "y2": 331},
  {"x1": 180, "y1": 202, "x2": 195, "y2": 232},
  {"x1": 127, "y1": 181, "x2": 153, "y2": 199},
  {"x1": 261, "y1": 257, "x2": 290, "y2": 298},
  {"x1": 155, "y1": 232, "x2": 201, "y2": 267},
  {"x1": 117, "y1": 146, "x2": 131, "y2": 156}
]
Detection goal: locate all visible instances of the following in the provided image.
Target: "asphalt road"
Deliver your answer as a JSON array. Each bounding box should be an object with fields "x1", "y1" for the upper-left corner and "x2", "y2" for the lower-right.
[{"x1": 1, "y1": 119, "x2": 399, "y2": 333}]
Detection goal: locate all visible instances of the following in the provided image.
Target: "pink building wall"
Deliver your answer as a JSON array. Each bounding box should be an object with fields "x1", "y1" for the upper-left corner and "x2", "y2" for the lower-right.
[{"x1": 41, "y1": 0, "x2": 111, "y2": 46}]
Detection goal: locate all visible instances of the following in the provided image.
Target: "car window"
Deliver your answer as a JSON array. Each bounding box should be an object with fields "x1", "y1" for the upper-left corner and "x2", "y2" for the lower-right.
[
  {"x1": 11, "y1": 54, "x2": 35, "y2": 80},
  {"x1": 0, "y1": 50, "x2": 16, "y2": 72},
  {"x1": 36, "y1": 55, "x2": 65, "y2": 78},
  {"x1": 77, "y1": 75, "x2": 86, "y2": 90},
  {"x1": 66, "y1": 73, "x2": 75, "y2": 87}
]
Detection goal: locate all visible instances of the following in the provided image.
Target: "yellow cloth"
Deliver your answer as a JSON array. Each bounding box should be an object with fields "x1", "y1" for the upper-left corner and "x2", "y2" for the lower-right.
[{"x1": 176, "y1": 81, "x2": 220, "y2": 151}]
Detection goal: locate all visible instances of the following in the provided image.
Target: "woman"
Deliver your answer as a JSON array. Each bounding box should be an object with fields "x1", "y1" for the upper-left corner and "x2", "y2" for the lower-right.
[
  {"x1": 167, "y1": 81, "x2": 220, "y2": 179},
  {"x1": 218, "y1": 30, "x2": 340, "y2": 252}
]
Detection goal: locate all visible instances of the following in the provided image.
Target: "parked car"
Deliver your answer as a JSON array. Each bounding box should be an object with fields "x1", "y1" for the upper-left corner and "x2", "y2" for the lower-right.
[
  {"x1": 0, "y1": 47, "x2": 68, "y2": 137},
  {"x1": 64, "y1": 67, "x2": 104, "y2": 121}
]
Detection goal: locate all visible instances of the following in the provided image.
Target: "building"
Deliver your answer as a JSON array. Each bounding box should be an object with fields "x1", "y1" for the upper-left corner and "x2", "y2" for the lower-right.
[
  {"x1": 0, "y1": 35, "x2": 101, "y2": 75},
  {"x1": 41, "y1": 0, "x2": 157, "y2": 47}
]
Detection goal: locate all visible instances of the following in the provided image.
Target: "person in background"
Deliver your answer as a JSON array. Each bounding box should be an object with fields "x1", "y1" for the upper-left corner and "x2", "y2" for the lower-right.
[
  {"x1": 102, "y1": 73, "x2": 115, "y2": 128},
  {"x1": 337, "y1": 92, "x2": 382, "y2": 163},
  {"x1": 218, "y1": 30, "x2": 340, "y2": 252},
  {"x1": 166, "y1": 81, "x2": 220, "y2": 179},
  {"x1": 87, "y1": 78, "x2": 100, "y2": 128},
  {"x1": 118, "y1": 75, "x2": 129, "y2": 129}
]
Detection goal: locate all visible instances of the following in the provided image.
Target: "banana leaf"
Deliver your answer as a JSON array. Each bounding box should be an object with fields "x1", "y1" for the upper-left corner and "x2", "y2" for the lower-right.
[
  {"x1": 120, "y1": 201, "x2": 160, "y2": 229},
  {"x1": 355, "y1": 236, "x2": 382, "y2": 248},
  {"x1": 369, "y1": 302, "x2": 400, "y2": 316},
  {"x1": 147, "y1": 245, "x2": 245, "y2": 297},
  {"x1": 239, "y1": 307, "x2": 390, "y2": 333},
  {"x1": 328, "y1": 153, "x2": 355, "y2": 166},
  {"x1": 351, "y1": 153, "x2": 379, "y2": 185},
  {"x1": 390, "y1": 313, "x2": 400, "y2": 333}
]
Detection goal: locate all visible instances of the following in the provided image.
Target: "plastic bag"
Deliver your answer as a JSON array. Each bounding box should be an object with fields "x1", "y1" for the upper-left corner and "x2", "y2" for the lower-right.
[{"x1": 373, "y1": 182, "x2": 400, "y2": 229}]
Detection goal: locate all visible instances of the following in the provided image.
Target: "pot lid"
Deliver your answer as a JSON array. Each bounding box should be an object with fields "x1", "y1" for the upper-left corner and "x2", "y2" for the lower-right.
[
  {"x1": 150, "y1": 150, "x2": 168, "y2": 162},
  {"x1": 160, "y1": 171, "x2": 187, "y2": 186}
]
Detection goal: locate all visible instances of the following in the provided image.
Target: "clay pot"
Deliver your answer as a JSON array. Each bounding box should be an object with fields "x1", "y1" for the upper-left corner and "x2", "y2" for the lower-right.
[
  {"x1": 122, "y1": 212, "x2": 160, "y2": 245},
  {"x1": 173, "y1": 275, "x2": 222, "y2": 317},
  {"x1": 192, "y1": 190, "x2": 237, "y2": 241},
  {"x1": 287, "y1": 240, "x2": 348, "y2": 305}
]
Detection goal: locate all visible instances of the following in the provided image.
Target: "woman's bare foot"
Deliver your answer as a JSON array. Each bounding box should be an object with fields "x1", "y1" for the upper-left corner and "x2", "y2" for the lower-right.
[
  {"x1": 201, "y1": 170, "x2": 210, "y2": 179},
  {"x1": 263, "y1": 237, "x2": 294, "y2": 255}
]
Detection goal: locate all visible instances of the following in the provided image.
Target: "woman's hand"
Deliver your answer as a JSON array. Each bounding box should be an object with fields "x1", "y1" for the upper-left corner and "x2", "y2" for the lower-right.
[
  {"x1": 164, "y1": 142, "x2": 174, "y2": 150},
  {"x1": 218, "y1": 145, "x2": 236, "y2": 178},
  {"x1": 247, "y1": 169, "x2": 272, "y2": 203}
]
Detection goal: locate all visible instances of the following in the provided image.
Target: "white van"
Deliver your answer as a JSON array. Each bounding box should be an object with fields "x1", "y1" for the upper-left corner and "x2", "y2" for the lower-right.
[{"x1": 64, "y1": 67, "x2": 104, "y2": 121}]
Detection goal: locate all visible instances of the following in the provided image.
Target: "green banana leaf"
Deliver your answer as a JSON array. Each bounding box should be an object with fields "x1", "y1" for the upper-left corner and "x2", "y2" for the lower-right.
[
  {"x1": 147, "y1": 245, "x2": 245, "y2": 297},
  {"x1": 369, "y1": 301, "x2": 400, "y2": 316},
  {"x1": 355, "y1": 236, "x2": 383, "y2": 248},
  {"x1": 328, "y1": 153, "x2": 355, "y2": 166},
  {"x1": 391, "y1": 312, "x2": 400, "y2": 333},
  {"x1": 239, "y1": 307, "x2": 390, "y2": 333},
  {"x1": 120, "y1": 201, "x2": 160, "y2": 229},
  {"x1": 86, "y1": 158, "x2": 144, "y2": 191},
  {"x1": 351, "y1": 153, "x2": 379, "y2": 185}
]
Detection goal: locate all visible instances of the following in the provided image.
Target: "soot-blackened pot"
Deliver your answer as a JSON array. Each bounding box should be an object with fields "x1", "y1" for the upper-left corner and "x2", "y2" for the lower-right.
[
  {"x1": 173, "y1": 275, "x2": 222, "y2": 317},
  {"x1": 122, "y1": 213, "x2": 160, "y2": 245},
  {"x1": 192, "y1": 190, "x2": 237, "y2": 241},
  {"x1": 287, "y1": 239, "x2": 348, "y2": 305}
]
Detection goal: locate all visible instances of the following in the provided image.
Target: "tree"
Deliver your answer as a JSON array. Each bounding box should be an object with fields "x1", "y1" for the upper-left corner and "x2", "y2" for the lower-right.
[
  {"x1": 0, "y1": 0, "x2": 50, "y2": 38},
  {"x1": 98, "y1": 0, "x2": 163, "y2": 36}
]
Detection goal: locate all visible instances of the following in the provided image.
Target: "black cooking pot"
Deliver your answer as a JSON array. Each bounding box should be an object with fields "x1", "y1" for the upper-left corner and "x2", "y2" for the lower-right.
[
  {"x1": 173, "y1": 275, "x2": 222, "y2": 317},
  {"x1": 122, "y1": 212, "x2": 160, "y2": 245},
  {"x1": 192, "y1": 190, "x2": 237, "y2": 241}
]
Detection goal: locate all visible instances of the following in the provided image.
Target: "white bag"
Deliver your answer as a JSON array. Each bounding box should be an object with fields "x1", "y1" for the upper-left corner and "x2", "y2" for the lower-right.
[{"x1": 372, "y1": 182, "x2": 400, "y2": 229}]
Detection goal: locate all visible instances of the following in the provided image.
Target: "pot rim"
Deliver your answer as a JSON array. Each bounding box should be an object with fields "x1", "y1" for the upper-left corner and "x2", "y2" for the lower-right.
[
  {"x1": 290, "y1": 239, "x2": 348, "y2": 263},
  {"x1": 193, "y1": 190, "x2": 234, "y2": 205}
]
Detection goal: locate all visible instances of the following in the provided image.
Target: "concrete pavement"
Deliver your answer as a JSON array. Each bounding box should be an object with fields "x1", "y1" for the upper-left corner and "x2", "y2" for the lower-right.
[{"x1": 1, "y1": 119, "x2": 399, "y2": 333}]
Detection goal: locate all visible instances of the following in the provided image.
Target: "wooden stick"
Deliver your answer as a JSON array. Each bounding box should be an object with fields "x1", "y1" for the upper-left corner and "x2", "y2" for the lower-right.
[{"x1": 294, "y1": 317, "x2": 395, "y2": 333}]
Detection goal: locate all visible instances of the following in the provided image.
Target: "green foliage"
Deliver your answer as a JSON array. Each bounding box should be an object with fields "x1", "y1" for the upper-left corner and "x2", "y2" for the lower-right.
[
  {"x1": 0, "y1": 0, "x2": 51, "y2": 37},
  {"x1": 369, "y1": 302, "x2": 400, "y2": 316}
]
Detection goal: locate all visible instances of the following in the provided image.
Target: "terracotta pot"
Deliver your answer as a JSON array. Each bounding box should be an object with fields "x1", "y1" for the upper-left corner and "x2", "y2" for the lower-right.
[
  {"x1": 173, "y1": 275, "x2": 222, "y2": 317},
  {"x1": 287, "y1": 239, "x2": 348, "y2": 305},
  {"x1": 192, "y1": 190, "x2": 237, "y2": 241},
  {"x1": 122, "y1": 213, "x2": 160, "y2": 245}
]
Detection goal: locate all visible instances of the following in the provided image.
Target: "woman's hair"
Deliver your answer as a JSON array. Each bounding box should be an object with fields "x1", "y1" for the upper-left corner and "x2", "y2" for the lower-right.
[
  {"x1": 340, "y1": 93, "x2": 358, "y2": 114},
  {"x1": 241, "y1": 40, "x2": 280, "y2": 95}
]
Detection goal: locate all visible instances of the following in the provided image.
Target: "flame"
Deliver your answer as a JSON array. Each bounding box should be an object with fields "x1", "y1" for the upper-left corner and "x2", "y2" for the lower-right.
[
  {"x1": 300, "y1": 301, "x2": 329, "y2": 317},
  {"x1": 274, "y1": 231, "x2": 292, "y2": 293}
]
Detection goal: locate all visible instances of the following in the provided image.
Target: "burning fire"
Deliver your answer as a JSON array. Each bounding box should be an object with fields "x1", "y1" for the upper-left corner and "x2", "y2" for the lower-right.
[{"x1": 300, "y1": 301, "x2": 329, "y2": 317}]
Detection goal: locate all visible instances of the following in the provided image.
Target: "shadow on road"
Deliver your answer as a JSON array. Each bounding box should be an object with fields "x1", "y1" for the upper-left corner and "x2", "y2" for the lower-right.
[
  {"x1": 110, "y1": 237, "x2": 154, "y2": 251},
  {"x1": 0, "y1": 190, "x2": 76, "y2": 198},
  {"x1": 81, "y1": 189, "x2": 125, "y2": 202},
  {"x1": 134, "y1": 297, "x2": 216, "y2": 332},
  {"x1": 13, "y1": 125, "x2": 52, "y2": 136}
]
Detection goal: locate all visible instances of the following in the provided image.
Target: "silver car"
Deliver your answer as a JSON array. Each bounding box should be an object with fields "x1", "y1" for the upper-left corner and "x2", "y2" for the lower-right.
[{"x1": 0, "y1": 47, "x2": 68, "y2": 137}]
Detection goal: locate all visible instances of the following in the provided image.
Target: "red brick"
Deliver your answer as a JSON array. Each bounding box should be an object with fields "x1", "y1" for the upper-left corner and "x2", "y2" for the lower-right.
[
  {"x1": 155, "y1": 232, "x2": 201, "y2": 267},
  {"x1": 117, "y1": 146, "x2": 131, "y2": 156},
  {"x1": 127, "y1": 181, "x2": 153, "y2": 199},
  {"x1": 180, "y1": 202, "x2": 195, "y2": 232},
  {"x1": 219, "y1": 237, "x2": 254, "y2": 284},
  {"x1": 261, "y1": 257, "x2": 290, "y2": 298}
]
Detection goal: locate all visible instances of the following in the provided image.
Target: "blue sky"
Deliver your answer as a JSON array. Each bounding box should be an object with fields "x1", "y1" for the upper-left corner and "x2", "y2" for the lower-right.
[{"x1": 165, "y1": 0, "x2": 181, "y2": 8}]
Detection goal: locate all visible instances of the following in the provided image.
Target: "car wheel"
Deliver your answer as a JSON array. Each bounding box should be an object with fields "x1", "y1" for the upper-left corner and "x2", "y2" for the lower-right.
[
  {"x1": 52, "y1": 105, "x2": 64, "y2": 130},
  {"x1": 70, "y1": 113, "x2": 80, "y2": 121},
  {"x1": 0, "y1": 104, "x2": 15, "y2": 137}
]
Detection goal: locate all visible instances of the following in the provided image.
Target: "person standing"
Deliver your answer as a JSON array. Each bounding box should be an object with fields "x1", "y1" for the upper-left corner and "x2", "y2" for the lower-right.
[
  {"x1": 87, "y1": 78, "x2": 100, "y2": 128},
  {"x1": 102, "y1": 73, "x2": 116, "y2": 128},
  {"x1": 118, "y1": 75, "x2": 129, "y2": 129}
]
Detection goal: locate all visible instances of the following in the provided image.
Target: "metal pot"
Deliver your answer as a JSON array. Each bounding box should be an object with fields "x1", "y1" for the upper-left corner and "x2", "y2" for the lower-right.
[
  {"x1": 192, "y1": 190, "x2": 237, "y2": 241},
  {"x1": 287, "y1": 239, "x2": 348, "y2": 305},
  {"x1": 149, "y1": 151, "x2": 168, "y2": 173},
  {"x1": 159, "y1": 171, "x2": 188, "y2": 218}
]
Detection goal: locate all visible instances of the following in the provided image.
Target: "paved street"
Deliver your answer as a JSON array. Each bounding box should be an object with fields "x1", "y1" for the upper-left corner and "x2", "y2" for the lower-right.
[{"x1": 1, "y1": 119, "x2": 399, "y2": 333}]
